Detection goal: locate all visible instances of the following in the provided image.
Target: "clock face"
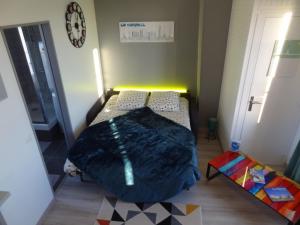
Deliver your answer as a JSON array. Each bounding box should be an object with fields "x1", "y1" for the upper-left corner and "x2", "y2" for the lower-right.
[{"x1": 65, "y1": 2, "x2": 86, "y2": 48}]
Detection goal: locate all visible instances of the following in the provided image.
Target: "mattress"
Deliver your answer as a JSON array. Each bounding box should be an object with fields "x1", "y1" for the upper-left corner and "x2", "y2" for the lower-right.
[
  {"x1": 64, "y1": 95, "x2": 191, "y2": 176},
  {"x1": 91, "y1": 95, "x2": 191, "y2": 130}
]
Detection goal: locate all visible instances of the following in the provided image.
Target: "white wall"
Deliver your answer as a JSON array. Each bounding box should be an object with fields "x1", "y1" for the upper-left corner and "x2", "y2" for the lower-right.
[
  {"x1": 217, "y1": 0, "x2": 255, "y2": 149},
  {"x1": 0, "y1": 0, "x2": 101, "y2": 224},
  {"x1": 0, "y1": 36, "x2": 53, "y2": 225},
  {"x1": 218, "y1": 0, "x2": 300, "y2": 162},
  {"x1": 0, "y1": 0, "x2": 102, "y2": 135}
]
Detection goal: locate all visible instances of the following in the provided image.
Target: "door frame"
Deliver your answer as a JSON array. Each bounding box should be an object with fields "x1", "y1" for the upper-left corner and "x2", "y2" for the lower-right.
[
  {"x1": 231, "y1": 1, "x2": 300, "y2": 160},
  {"x1": 0, "y1": 22, "x2": 75, "y2": 148},
  {"x1": 39, "y1": 23, "x2": 74, "y2": 146}
]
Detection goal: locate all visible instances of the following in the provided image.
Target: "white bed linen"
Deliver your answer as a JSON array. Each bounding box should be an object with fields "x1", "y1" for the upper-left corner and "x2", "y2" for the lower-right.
[
  {"x1": 64, "y1": 95, "x2": 191, "y2": 175},
  {"x1": 91, "y1": 95, "x2": 191, "y2": 130}
]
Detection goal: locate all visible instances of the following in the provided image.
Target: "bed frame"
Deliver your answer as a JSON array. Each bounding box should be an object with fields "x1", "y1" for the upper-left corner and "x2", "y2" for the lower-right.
[
  {"x1": 80, "y1": 89, "x2": 197, "y2": 183},
  {"x1": 86, "y1": 89, "x2": 197, "y2": 137}
]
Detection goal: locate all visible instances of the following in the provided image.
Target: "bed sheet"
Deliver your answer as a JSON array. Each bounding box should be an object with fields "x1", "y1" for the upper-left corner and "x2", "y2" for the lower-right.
[
  {"x1": 64, "y1": 95, "x2": 191, "y2": 176},
  {"x1": 91, "y1": 95, "x2": 191, "y2": 130}
]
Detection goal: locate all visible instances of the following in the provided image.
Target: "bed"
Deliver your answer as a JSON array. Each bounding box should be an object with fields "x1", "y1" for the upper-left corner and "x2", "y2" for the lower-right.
[{"x1": 64, "y1": 91, "x2": 200, "y2": 202}]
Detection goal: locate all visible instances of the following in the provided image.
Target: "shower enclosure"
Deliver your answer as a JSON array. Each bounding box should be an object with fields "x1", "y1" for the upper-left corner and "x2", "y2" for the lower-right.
[
  {"x1": 3, "y1": 23, "x2": 71, "y2": 189},
  {"x1": 3, "y1": 25, "x2": 60, "y2": 132}
]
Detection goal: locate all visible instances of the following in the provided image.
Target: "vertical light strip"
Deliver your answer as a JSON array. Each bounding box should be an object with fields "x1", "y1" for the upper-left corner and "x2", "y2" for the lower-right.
[
  {"x1": 18, "y1": 27, "x2": 34, "y2": 75},
  {"x1": 108, "y1": 118, "x2": 134, "y2": 186},
  {"x1": 242, "y1": 166, "x2": 249, "y2": 187},
  {"x1": 257, "y1": 12, "x2": 293, "y2": 124},
  {"x1": 93, "y1": 48, "x2": 104, "y2": 97}
]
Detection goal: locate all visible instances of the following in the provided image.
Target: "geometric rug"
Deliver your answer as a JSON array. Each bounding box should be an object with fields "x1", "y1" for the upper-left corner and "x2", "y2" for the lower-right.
[{"x1": 95, "y1": 196, "x2": 203, "y2": 225}]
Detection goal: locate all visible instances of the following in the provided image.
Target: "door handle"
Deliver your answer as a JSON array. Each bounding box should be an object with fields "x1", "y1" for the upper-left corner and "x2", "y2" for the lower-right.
[{"x1": 248, "y1": 96, "x2": 262, "y2": 111}]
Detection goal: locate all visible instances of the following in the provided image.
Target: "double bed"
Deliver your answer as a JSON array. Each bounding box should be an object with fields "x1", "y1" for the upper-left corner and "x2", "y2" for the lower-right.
[{"x1": 64, "y1": 91, "x2": 200, "y2": 202}]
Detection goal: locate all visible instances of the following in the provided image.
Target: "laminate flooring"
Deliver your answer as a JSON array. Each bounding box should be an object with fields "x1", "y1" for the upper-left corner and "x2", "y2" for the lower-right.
[
  {"x1": 43, "y1": 138, "x2": 67, "y2": 190},
  {"x1": 41, "y1": 133, "x2": 288, "y2": 225}
]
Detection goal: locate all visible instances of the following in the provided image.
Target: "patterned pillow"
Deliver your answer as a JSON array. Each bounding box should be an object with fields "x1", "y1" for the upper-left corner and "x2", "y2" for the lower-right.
[
  {"x1": 116, "y1": 91, "x2": 148, "y2": 110},
  {"x1": 147, "y1": 91, "x2": 180, "y2": 111}
]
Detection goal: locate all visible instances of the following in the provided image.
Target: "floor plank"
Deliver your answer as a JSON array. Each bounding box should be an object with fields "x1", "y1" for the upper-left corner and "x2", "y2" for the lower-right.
[{"x1": 41, "y1": 133, "x2": 287, "y2": 225}]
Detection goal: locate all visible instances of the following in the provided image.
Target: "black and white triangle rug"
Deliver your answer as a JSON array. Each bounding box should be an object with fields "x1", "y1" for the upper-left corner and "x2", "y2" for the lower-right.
[{"x1": 95, "y1": 196, "x2": 203, "y2": 225}]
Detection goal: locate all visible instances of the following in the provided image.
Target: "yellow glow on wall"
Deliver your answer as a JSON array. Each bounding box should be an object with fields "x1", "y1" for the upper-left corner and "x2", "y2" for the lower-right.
[
  {"x1": 113, "y1": 85, "x2": 187, "y2": 93},
  {"x1": 93, "y1": 48, "x2": 104, "y2": 97}
]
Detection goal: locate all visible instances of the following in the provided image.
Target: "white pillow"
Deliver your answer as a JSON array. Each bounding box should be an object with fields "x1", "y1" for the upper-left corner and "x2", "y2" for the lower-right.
[
  {"x1": 147, "y1": 91, "x2": 180, "y2": 111},
  {"x1": 116, "y1": 91, "x2": 148, "y2": 110}
]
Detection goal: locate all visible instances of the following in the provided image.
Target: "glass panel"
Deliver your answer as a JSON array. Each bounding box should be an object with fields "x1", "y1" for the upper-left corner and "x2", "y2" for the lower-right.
[
  {"x1": 22, "y1": 25, "x2": 56, "y2": 124},
  {"x1": 3, "y1": 25, "x2": 56, "y2": 124},
  {"x1": 3, "y1": 28, "x2": 46, "y2": 123},
  {"x1": 274, "y1": 40, "x2": 300, "y2": 58}
]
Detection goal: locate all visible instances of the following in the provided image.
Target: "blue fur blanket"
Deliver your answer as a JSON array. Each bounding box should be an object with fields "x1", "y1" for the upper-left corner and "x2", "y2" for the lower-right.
[{"x1": 68, "y1": 107, "x2": 200, "y2": 202}]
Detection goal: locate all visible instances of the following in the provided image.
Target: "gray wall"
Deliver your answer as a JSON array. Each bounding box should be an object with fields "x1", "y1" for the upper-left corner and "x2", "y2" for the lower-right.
[
  {"x1": 94, "y1": 0, "x2": 200, "y2": 95},
  {"x1": 198, "y1": 0, "x2": 232, "y2": 126}
]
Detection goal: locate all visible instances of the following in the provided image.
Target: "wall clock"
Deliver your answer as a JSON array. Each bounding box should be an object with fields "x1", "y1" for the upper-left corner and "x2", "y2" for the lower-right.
[{"x1": 65, "y1": 2, "x2": 86, "y2": 48}]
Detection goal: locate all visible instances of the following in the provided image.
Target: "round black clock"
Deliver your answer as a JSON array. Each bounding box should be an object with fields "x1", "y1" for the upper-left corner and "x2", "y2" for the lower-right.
[{"x1": 65, "y1": 2, "x2": 86, "y2": 48}]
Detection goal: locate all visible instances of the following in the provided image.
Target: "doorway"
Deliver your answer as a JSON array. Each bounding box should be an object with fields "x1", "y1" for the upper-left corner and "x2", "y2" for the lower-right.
[
  {"x1": 2, "y1": 23, "x2": 71, "y2": 190},
  {"x1": 232, "y1": 9, "x2": 300, "y2": 165}
]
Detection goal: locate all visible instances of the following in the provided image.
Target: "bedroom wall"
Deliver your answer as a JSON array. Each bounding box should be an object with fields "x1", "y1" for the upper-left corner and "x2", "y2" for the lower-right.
[
  {"x1": 0, "y1": 0, "x2": 101, "y2": 224},
  {"x1": 0, "y1": 35, "x2": 53, "y2": 225},
  {"x1": 195, "y1": 0, "x2": 205, "y2": 128},
  {"x1": 0, "y1": 0, "x2": 102, "y2": 136},
  {"x1": 217, "y1": 0, "x2": 256, "y2": 149},
  {"x1": 94, "y1": 0, "x2": 200, "y2": 95},
  {"x1": 198, "y1": 0, "x2": 232, "y2": 126}
]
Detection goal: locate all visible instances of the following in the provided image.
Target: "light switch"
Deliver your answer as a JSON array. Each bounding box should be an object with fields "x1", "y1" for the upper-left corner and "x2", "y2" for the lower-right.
[{"x1": 0, "y1": 74, "x2": 7, "y2": 101}]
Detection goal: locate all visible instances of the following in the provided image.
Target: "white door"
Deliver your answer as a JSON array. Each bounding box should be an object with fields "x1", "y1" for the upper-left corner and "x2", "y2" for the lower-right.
[{"x1": 239, "y1": 11, "x2": 300, "y2": 165}]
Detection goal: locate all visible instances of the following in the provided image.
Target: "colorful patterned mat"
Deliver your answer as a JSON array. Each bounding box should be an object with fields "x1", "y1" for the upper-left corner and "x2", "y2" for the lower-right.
[
  {"x1": 208, "y1": 151, "x2": 300, "y2": 224},
  {"x1": 95, "y1": 196, "x2": 203, "y2": 225}
]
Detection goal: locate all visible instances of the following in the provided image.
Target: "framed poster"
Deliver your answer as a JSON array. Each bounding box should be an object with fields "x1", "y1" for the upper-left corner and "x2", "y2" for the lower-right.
[{"x1": 119, "y1": 21, "x2": 174, "y2": 43}]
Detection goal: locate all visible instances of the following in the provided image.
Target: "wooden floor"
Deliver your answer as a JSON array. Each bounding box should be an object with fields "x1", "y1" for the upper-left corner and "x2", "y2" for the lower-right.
[
  {"x1": 42, "y1": 138, "x2": 68, "y2": 190},
  {"x1": 41, "y1": 133, "x2": 288, "y2": 225}
]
